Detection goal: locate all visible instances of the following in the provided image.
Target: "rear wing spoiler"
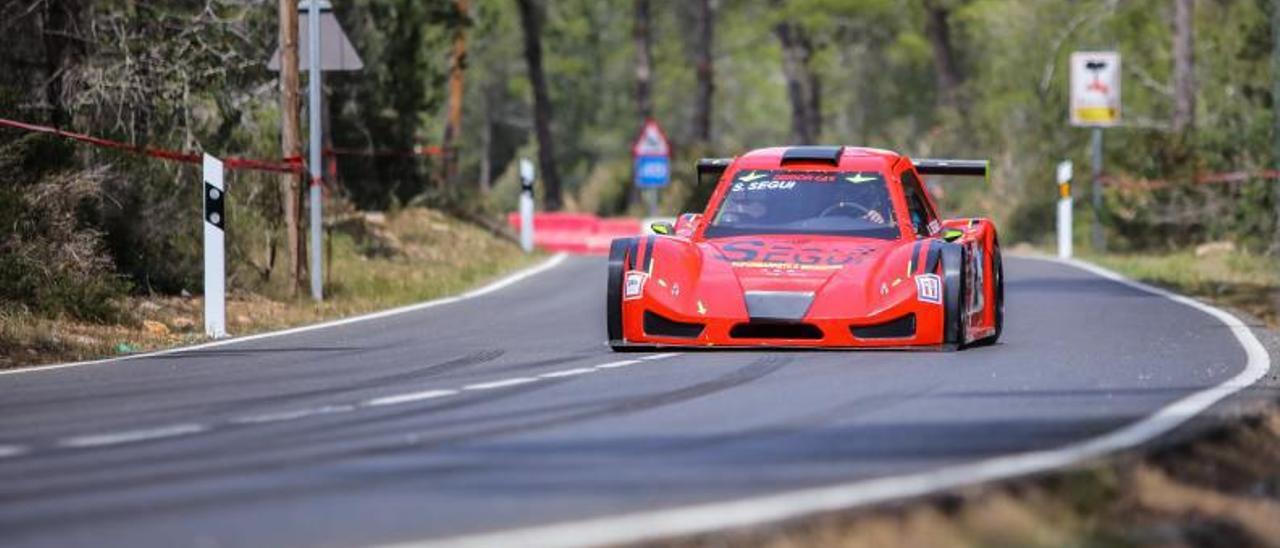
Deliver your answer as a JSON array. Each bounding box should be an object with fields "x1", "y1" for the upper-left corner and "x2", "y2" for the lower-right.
[
  {"x1": 912, "y1": 159, "x2": 988, "y2": 177},
  {"x1": 696, "y1": 158, "x2": 733, "y2": 186},
  {"x1": 697, "y1": 156, "x2": 988, "y2": 184}
]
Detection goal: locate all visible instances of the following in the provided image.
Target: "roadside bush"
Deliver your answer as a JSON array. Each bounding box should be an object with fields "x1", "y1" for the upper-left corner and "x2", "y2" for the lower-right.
[{"x1": 0, "y1": 141, "x2": 128, "y2": 323}]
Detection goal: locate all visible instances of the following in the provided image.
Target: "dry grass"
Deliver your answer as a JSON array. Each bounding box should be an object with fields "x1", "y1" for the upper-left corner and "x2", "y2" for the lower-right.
[{"x1": 0, "y1": 208, "x2": 540, "y2": 369}]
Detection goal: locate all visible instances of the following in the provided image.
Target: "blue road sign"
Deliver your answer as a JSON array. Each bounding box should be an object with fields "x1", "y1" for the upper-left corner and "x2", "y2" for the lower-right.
[{"x1": 634, "y1": 155, "x2": 670, "y2": 188}]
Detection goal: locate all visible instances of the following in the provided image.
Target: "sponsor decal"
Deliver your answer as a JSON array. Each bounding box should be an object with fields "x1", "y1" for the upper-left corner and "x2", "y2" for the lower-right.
[
  {"x1": 732, "y1": 180, "x2": 797, "y2": 192},
  {"x1": 928, "y1": 219, "x2": 942, "y2": 234},
  {"x1": 696, "y1": 300, "x2": 707, "y2": 315},
  {"x1": 624, "y1": 271, "x2": 648, "y2": 300},
  {"x1": 731, "y1": 261, "x2": 842, "y2": 272},
  {"x1": 717, "y1": 240, "x2": 877, "y2": 267},
  {"x1": 915, "y1": 273, "x2": 942, "y2": 304}
]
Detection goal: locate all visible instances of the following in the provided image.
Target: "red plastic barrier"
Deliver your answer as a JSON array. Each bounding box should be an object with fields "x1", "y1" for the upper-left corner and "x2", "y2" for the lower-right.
[{"x1": 506, "y1": 212, "x2": 643, "y2": 255}]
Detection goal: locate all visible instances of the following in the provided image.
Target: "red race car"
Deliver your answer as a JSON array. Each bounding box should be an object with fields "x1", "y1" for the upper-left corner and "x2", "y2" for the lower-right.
[{"x1": 606, "y1": 146, "x2": 1003, "y2": 351}]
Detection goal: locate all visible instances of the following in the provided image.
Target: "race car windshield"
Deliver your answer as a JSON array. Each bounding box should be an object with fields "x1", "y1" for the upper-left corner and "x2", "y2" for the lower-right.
[{"x1": 705, "y1": 169, "x2": 900, "y2": 239}]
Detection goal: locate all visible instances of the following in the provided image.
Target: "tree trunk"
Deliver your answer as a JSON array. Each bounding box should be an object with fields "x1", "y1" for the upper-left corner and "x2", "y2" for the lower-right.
[
  {"x1": 1271, "y1": 0, "x2": 1280, "y2": 254},
  {"x1": 440, "y1": 0, "x2": 469, "y2": 191},
  {"x1": 41, "y1": 0, "x2": 83, "y2": 126},
  {"x1": 1172, "y1": 0, "x2": 1195, "y2": 133},
  {"x1": 922, "y1": 0, "x2": 963, "y2": 112},
  {"x1": 516, "y1": 0, "x2": 562, "y2": 211},
  {"x1": 774, "y1": 18, "x2": 819, "y2": 144},
  {"x1": 692, "y1": 0, "x2": 715, "y2": 145},
  {"x1": 278, "y1": 0, "x2": 304, "y2": 294},
  {"x1": 634, "y1": 0, "x2": 654, "y2": 121}
]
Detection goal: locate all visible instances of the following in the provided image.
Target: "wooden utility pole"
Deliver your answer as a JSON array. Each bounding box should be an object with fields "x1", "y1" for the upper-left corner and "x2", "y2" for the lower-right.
[
  {"x1": 1172, "y1": 0, "x2": 1195, "y2": 133},
  {"x1": 516, "y1": 0, "x2": 563, "y2": 211},
  {"x1": 278, "y1": 0, "x2": 303, "y2": 294},
  {"x1": 440, "y1": 0, "x2": 470, "y2": 191}
]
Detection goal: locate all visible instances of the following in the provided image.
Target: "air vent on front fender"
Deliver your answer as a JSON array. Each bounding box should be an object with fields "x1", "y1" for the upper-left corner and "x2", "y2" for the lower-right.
[
  {"x1": 851, "y1": 313, "x2": 916, "y2": 339},
  {"x1": 643, "y1": 311, "x2": 705, "y2": 339}
]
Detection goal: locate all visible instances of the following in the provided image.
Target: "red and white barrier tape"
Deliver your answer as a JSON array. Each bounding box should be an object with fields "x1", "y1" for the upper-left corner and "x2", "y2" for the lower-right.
[{"x1": 0, "y1": 117, "x2": 447, "y2": 173}]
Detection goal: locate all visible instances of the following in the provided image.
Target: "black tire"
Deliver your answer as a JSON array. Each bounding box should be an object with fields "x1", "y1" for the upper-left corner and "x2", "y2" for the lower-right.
[
  {"x1": 940, "y1": 243, "x2": 968, "y2": 351},
  {"x1": 606, "y1": 238, "x2": 633, "y2": 350}
]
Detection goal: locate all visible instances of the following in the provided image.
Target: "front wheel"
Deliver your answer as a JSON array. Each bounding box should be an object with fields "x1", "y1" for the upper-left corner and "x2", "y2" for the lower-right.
[
  {"x1": 940, "y1": 243, "x2": 968, "y2": 351},
  {"x1": 606, "y1": 238, "x2": 632, "y2": 349}
]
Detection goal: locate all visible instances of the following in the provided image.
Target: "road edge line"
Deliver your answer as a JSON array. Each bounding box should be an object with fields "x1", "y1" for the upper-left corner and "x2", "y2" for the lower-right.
[
  {"x1": 396, "y1": 255, "x2": 1271, "y2": 548},
  {"x1": 1, "y1": 253, "x2": 569, "y2": 376}
]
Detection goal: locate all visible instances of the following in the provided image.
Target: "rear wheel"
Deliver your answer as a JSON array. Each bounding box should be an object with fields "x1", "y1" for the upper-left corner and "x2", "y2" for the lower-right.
[{"x1": 973, "y1": 242, "x2": 1004, "y2": 347}]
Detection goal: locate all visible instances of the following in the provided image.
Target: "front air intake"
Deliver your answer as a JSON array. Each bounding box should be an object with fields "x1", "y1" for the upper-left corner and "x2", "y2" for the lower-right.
[
  {"x1": 851, "y1": 313, "x2": 916, "y2": 339},
  {"x1": 729, "y1": 322, "x2": 824, "y2": 340},
  {"x1": 643, "y1": 311, "x2": 705, "y2": 339}
]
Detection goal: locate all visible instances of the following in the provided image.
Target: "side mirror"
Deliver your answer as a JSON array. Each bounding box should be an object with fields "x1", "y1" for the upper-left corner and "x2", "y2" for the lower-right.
[
  {"x1": 650, "y1": 221, "x2": 674, "y2": 235},
  {"x1": 942, "y1": 229, "x2": 964, "y2": 242}
]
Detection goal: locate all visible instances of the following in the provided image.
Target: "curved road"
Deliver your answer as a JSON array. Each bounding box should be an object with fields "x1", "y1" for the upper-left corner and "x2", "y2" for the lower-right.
[{"x1": 0, "y1": 256, "x2": 1270, "y2": 547}]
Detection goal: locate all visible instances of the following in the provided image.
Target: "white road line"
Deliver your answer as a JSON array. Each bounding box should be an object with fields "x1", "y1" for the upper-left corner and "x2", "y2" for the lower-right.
[
  {"x1": 59, "y1": 424, "x2": 207, "y2": 448},
  {"x1": 0, "y1": 445, "x2": 28, "y2": 458},
  {"x1": 51, "y1": 353, "x2": 685, "y2": 448},
  {"x1": 594, "y1": 359, "x2": 641, "y2": 369},
  {"x1": 463, "y1": 377, "x2": 539, "y2": 391},
  {"x1": 1, "y1": 253, "x2": 569, "y2": 376},
  {"x1": 229, "y1": 405, "x2": 356, "y2": 424},
  {"x1": 364, "y1": 389, "x2": 459, "y2": 407},
  {"x1": 639, "y1": 353, "x2": 680, "y2": 361},
  {"x1": 393, "y1": 256, "x2": 1272, "y2": 548},
  {"x1": 539, "y1": 368, "x2": 597, "y2": 379}
]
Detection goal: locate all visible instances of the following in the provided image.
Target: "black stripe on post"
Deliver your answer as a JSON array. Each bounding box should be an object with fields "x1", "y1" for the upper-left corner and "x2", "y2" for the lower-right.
[{"x1": 204, "y1": 183, "x2": 225, "y2": 230}]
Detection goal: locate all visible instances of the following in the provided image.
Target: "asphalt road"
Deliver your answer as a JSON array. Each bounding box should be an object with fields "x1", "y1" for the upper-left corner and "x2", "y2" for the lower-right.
[{"x1": 0, "y1": 255, "x2": 1269, "y2": 548}]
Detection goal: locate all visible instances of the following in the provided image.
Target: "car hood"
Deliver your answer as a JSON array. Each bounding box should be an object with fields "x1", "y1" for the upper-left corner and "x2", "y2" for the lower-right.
[{"x1": 701, "y1": 235, "x2": 896, "y2": 293}]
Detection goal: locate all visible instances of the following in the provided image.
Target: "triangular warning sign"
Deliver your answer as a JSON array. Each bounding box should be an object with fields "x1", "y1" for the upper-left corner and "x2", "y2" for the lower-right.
[{"x1": 632, "y1": 119, "x2": 670, "y2": 157}]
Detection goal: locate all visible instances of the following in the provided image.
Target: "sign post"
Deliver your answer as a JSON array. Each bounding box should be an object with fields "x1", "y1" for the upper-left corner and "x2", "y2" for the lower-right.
[
  {"x1": 519, "y1": 158, "x2": 536, "y2": 253},
  {"x1": 1056, "y1": 160, "x2": 1073, "y2": 260},
  {"x1": 1070, "y1": 51, "x2": 1121, "y2": 253},
  {"x1": 306, "y1": 0, "x2": 324, "y2": 301},
  {"x1": 203, "y1": 154, "x2": 227, "y2": 339},
  {"x1": 632, "y1": 119, "x2": 671, "y2": 217},
  {"x1": 270, "y1": 0, "x2": 364, "y2": 301}
]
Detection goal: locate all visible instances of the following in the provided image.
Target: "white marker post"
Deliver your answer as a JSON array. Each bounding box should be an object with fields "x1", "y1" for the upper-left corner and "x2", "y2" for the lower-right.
[
  {"x1": 518, "y1": 158, "x2": 536, "y2": 253},
  {"x1": 1056, "y1": 160, "x2": 1074, "y2": 260},
  {"x1": 202, "y1": 154, "x2": 227, "y2": 338}
]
